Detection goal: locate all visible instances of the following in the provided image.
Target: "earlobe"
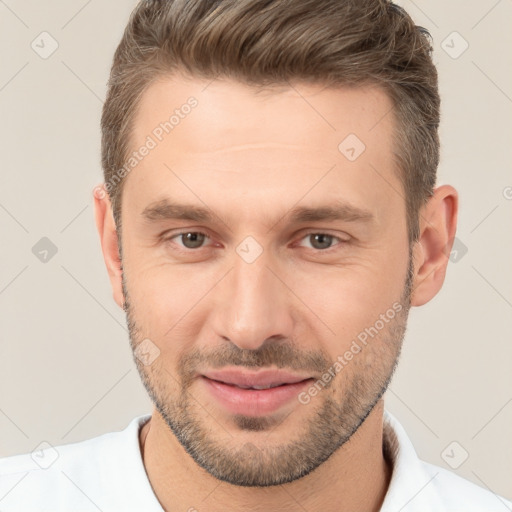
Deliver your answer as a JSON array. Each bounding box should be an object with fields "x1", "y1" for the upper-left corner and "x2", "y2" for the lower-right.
[
  {"x1": 93, "y1": 184, "x2": 124, "y2": 309},
  {"x1": 410, "y1": 185, "x2": 458, "y2": 307}
]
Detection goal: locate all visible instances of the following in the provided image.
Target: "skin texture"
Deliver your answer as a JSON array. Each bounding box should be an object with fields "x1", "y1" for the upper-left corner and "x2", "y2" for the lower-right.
[{"x1": 94, "y1": 75, "x2": 458, "y2": 512}]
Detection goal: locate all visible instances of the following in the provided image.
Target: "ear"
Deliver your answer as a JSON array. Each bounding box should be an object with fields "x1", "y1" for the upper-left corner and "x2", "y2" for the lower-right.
[
  {"x1": 93, "y1": 184, "x2": 124, "y2": 310},
  {"x1": 410, "y1": 184, "x2": 458, "y2": 307}
]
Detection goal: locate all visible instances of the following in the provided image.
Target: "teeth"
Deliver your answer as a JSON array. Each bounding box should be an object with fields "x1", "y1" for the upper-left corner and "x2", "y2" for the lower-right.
[{"x1": 236, "y1": 383, "x2": 282, "y2": 390}]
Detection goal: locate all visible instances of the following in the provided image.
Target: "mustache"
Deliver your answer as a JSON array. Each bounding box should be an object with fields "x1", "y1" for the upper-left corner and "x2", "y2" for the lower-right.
[{"x1": 178, "y1": 338, "x2": 331, "y2": 379}]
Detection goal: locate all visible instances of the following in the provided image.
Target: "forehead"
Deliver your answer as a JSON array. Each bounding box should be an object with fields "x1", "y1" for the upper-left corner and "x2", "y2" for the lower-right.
[
  {"x1": 122, "y1": 74, "x2": 400, "y2": 229},
  {"x1": 131, "y1": 74, "x2": 395, "y2": 155}
]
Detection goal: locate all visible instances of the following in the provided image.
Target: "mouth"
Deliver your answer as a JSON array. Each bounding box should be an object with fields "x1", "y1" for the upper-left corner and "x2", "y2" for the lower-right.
[
  {"x1": 201, "y1": 368, "x2": 313, "y2": 389},
  {"x1": 199, "y1": 368, "x2": 315, "y2": 416},
  {"x1": 209, "y1": 380, "x2": 292, "y2": 390}
]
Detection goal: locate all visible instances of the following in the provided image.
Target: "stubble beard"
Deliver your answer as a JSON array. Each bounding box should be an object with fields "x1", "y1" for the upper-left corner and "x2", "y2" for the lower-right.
[{"x1": 122, "y1": 255, "x2": 413, "y2": 487}]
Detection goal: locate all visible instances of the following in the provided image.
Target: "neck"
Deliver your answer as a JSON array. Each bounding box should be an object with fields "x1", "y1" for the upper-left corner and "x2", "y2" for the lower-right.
[{"x1": 140, "y1": 400, "x2": 391, "y2": 512}]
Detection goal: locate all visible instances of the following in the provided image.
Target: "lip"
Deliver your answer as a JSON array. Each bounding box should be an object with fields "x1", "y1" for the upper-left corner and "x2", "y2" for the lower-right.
[
  {"x1": 200, "y1": 368, "x2": 314, "y2": 416},
  {"x1": 202, "y1": 368, "x2": 312, "y2": 388}
]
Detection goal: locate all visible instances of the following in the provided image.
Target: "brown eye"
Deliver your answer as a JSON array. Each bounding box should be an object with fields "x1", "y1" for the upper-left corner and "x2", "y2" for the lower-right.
[
  {"x1": 308, "y1": 233, "x2": 335, "y2": 250},
  {"x1": 172, "y1": 231, "x2": 209, "y2": 249}
]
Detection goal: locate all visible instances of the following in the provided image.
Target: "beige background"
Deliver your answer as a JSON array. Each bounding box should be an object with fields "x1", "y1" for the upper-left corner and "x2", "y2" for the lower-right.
[{"x1": 1, "y1": 0, "x2": 511, "y2": 501}]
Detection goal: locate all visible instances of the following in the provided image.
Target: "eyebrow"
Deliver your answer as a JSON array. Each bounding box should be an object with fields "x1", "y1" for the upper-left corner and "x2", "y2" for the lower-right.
[
  {"x1": 142, "y1": 200, "x2": 212, "y2": 222},
  {"x1": 140, "y1": 198, "x2": 374, "y2": 228}
]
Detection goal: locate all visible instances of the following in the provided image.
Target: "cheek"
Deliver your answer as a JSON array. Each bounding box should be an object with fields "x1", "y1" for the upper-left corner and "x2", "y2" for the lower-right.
[
  {"x1": 294, "y1": 256, "x2": 407, "y2": 352},
  {"x1": 123, "y1": 252, "x2": 219, "y2": 342}
]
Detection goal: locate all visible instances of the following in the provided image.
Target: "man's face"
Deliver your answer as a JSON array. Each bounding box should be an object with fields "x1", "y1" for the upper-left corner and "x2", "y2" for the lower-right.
[{"x1": 119, "y1": 76, "x2": 412, "y2": 486}]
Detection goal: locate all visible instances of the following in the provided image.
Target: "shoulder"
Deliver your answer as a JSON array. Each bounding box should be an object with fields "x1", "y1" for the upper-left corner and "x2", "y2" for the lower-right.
[
  {"x1": 0, "y1": 414, "x2": 153, "y2": 512},
  {"x1": 0, "y1": 434, "x2": 108, "y2": 511},
  {"x1": 419, "y1": 459, "x2": 512, "y2": 511},
  {"x1": 381, "y1": 410, "x2": 512, "y2": 512}
]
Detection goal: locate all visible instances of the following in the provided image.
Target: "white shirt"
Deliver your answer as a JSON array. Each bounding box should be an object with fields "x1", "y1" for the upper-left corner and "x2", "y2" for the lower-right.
[{"x1": 0, "y1": 410, "x2": 510, "y2": 511}]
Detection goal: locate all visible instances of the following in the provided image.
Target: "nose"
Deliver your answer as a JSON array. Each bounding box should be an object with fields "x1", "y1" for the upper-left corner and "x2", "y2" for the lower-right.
[{"x1": 212, "y1": 248, "x2": 295, "y2": 351}]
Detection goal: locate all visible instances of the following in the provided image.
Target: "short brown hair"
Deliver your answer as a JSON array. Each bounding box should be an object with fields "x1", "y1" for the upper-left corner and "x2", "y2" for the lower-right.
[{"x1": 101, "y1": 0, "x2": 439, "y2": 244}]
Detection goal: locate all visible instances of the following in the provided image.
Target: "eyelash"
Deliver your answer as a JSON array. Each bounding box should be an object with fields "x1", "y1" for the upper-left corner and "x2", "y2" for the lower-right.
[{"x1": 162, "y1": 230, "x2": 347, "y2": 253}]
